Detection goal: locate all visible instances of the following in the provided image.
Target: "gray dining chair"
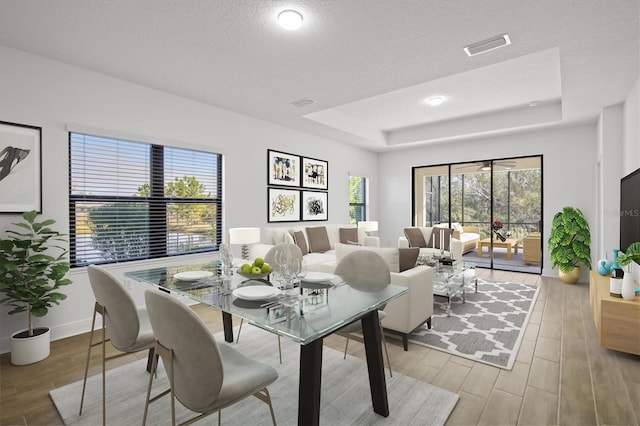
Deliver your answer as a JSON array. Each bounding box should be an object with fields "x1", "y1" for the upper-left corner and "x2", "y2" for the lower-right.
[
  {"x1": 80, "y1": 265, "x2": 156, "y2": 425},
  {"x1": 236, "y1": 242, "x2": 303, "y2": 364},
  {"x1": 334, "y1": 250, "x2": 393, "y2": 377},
  {"x1": 143, "y1": 289, "x2": 278, "y2": 426}
]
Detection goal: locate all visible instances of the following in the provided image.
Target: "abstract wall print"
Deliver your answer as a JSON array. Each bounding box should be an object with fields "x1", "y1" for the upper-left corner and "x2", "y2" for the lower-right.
[
  {"x1": 268, "y1": 187, "x2": 300, "y2": 222},
  {"x1": 268, "y1": 149, "x2": 300, "y2": 187},
  {"x1": 0, "y1": 121, "x2": 41, "y2": 213},
  {"x1": 302, "y1": 156, "x2": 328, "y2": 190},
  {"x1": 301, "y1": 190, "x2": 328, "y2": 221}
]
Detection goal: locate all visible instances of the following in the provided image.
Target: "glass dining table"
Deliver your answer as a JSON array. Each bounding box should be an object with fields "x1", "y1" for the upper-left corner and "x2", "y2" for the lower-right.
[{"x1": 125, "y1": 261, "x2": 407, "y2": 426}]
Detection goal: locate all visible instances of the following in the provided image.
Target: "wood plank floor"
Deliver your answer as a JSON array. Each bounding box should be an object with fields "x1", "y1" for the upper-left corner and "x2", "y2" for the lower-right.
[{"x1": 1, "y1": 269, "x2": 639, "y2": 425}]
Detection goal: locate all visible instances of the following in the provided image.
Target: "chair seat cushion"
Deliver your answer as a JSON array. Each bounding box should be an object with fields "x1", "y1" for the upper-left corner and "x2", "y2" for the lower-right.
[{"x1": 198, "y1": 342, "x2": 278, "y2": 412}]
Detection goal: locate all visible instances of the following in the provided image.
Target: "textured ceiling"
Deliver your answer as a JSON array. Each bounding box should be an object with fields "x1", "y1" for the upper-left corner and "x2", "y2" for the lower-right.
[{"x1": 0, "y1": 0, "x2": 637, "y2": 151}]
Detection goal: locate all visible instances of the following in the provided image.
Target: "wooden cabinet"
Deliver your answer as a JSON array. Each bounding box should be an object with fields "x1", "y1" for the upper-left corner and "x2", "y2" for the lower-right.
[
  {"x1": 589, "y1": 270, "x2": 640, "y2": 355},
  {"x1": 522, "y1": 232, "x2": 541, "y2": 265}
]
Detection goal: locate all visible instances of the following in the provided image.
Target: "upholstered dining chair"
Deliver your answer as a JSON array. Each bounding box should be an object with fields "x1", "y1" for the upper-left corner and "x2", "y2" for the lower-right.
[
  {"x1": 236, "y1": 242, "x2": 304, "y2": 364},
  {"x1": 143, "y1": 289, "x2": 278, "y2": 426},
  {"x1": 334, "y1": 250, "x2": 393, "y2": 377},
  {"x1": 80, "y1": 265, "x2": 156, "y2": 425}
]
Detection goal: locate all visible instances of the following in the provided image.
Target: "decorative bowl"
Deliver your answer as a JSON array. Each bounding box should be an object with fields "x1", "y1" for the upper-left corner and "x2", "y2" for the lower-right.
[{"x1": 236, "y1": 269, "x2": 270, "y2": 280}]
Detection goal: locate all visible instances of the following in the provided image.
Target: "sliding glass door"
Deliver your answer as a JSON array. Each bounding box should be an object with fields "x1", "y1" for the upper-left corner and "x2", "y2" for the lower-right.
[{"x1": 412, "y1": 156, "x2": 542, "y2": 274}]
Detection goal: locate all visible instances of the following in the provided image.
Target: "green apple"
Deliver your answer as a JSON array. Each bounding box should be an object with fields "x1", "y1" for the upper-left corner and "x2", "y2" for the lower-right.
[
  {"x1": 253, "y1": 257, "x2": 264, "y2": 268},
  {"x1": 241, "y1": 263, "x2": 252, "y2": 274},
  {"x1": 251, "y1": 266, "x2": 263, "y2": 274},
  {"x1": 261, "y1": 263, "x2": 272, "y2": 273}
]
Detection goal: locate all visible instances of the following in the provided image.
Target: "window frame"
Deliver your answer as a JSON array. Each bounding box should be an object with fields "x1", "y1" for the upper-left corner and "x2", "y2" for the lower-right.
[
  {"x1": 68, "y1": 132, "x2": 223, "y2": 267},
  {"x1": 349, "y1": 174, "x2": 368, "y2": 224}
]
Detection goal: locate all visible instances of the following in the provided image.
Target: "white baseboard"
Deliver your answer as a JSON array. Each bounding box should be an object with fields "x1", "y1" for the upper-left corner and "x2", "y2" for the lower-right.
[{"x1": 0, "y1": 318, "x2": 97, "y2": 356}]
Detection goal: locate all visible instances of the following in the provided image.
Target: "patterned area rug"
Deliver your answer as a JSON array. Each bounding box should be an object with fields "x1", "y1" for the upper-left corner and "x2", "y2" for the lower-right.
[{"x1": 408, "y1": 278, "x2": 539, "y2": 370}]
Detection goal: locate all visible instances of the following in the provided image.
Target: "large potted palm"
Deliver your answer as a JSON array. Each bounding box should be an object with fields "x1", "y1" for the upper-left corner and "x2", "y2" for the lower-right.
[
  {"x1": 548, "y1": 206, "x2": 592, "y2": 284},
  {"x1": 0, "y1": 210, "x2": 72, "y2": 365}
]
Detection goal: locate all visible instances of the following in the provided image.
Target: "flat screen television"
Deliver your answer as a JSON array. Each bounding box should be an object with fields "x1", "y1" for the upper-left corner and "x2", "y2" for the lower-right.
[{"x1": 620, "y1": 167, "x2": 640, "y2": 253}]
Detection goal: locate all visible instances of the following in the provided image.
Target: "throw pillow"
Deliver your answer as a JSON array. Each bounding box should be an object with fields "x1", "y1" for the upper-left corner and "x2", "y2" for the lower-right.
[
  {"x1": 404, "y1": 228, "x2": 427, "y2": 248},
  {"x1": 429, "y1": 227, "x2": 453, "y2": 251},
  {"x1": 452, "y1": 222, "x2": 464, "y2": 233},
  {"x1": 399, "y1": 247, "x2": 420, "y2": 272},
  {"x1": 292, "y1": 230, "x2": 309, "y2": 255},
  {"x1": 306, "y1": 226, "x2": 331, "y2": 253},
  {"x1": 339, "y1": 227, "x2": 359, "y2": 245}
]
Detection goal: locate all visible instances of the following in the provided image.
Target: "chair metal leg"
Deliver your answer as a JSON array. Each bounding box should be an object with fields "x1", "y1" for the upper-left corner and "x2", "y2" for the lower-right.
[
  {"x1": 343, "y1": 337, "x2": 350, "y2": 359},
  {"x1": 79, "y1": 304, "x2": 98, "y2": 416},
  {"x1": 79, "y1": 302, "x2": 108, "y2": 426},
  {"x1": 142, "y1": 343, "x2": 160, "y2": 426},
  {"x1": 254, "y1": 387, "x2": 277, "y2": 426},
  {"x1": 236, "y1": 318, "x2": 244, "y2": 343},
  {"x1": 277, "y1": 336, "x2": 282, "y2": 365}
]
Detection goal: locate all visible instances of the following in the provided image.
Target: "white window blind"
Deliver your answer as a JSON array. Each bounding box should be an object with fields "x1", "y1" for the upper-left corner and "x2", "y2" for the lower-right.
[{"x1": 69, "y1": 133, "x2": 223, "y2": 267}]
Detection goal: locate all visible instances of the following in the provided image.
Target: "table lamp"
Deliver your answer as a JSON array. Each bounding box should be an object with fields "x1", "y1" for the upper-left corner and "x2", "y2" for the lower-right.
[
  {"x1": 359, "y1": 221, "x2": 378, "y2": 235},
  {"x1": 229, "y1": 227, "x2": 261, "y2": 260}
]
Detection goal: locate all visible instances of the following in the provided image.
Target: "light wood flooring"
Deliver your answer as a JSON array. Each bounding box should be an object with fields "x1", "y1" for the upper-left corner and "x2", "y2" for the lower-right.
[{"x1": 1, "y1": 269, "x2": 639, "y2": 425}]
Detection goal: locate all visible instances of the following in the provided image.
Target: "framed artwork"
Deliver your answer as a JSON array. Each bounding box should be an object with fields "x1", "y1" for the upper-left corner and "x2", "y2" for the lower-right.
[
  {"x1": 268, "y1": 187, "x2": 301, "y2": 222},
  {"x1": 302, "y1": 156, "x2": 328, "y2": 190},
  {"x1": 301, "y1": 190, "x2": 328, "y2": 221},
  {"x1": 0, "y1": 121, "x2": 42, "y2": 213},
  {"x1": 268, "y1": 149, "x2": 300, "y2": 187}
]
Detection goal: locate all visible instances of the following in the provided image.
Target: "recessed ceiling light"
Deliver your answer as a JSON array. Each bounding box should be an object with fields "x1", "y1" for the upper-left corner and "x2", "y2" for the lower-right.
[
  {"x1": 426, "y1": 96, "x2": 444, "y2": 106},
  {"x1": 278, "y1": 10, "x2": 303, "y2": 30}
]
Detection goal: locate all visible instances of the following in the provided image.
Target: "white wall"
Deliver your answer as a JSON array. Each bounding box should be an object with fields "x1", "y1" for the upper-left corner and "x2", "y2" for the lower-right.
[
  {"x1": 377, "y1": 124, "x2": 598, "y2": 279},
  {"x1": 0, "y1": 46, "x2": 377, "y2": 353}
]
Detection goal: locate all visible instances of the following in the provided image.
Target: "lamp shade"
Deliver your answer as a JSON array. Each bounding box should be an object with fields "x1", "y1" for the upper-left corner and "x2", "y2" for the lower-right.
[
  {"x1": 359, "y1": 221, "x2": 378, "y2": 233},
  {"x1": 228, "y1": 227, "x2": 261, "y2": 245}
]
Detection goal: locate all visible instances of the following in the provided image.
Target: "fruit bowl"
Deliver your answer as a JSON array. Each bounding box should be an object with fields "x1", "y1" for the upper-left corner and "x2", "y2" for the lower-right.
[{"x1": 236, "y1": 269, "x2": 270, "y2": 279}]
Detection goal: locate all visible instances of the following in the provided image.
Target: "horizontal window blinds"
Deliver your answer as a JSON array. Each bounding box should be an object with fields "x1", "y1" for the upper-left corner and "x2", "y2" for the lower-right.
[{"x1": 69, "y1": 133, "x2": 223, "y2": 267}]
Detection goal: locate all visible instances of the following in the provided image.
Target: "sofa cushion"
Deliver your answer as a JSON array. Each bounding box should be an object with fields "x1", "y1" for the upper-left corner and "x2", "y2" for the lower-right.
[
  {"x1": 451, "y1": 222, "x2": 464, "y2": 233},
  {"x1": 404, "y1": 228, "x2": 427, "y2": 248},
  {"x1": 306, "y1": 226, "x2": 331, "y2": 253},
  {"x1": 339, "y1": 227, "x2": 359, "y2": 245},
  {"x1": 399, "y1": 247, "x2": 420, "y2": 272},
  {"x1": 292, "y1": 230, "x2": 309, "y2": 255},
  {"x1": 429, "y1": 227, "x2": 452, "y2": 251}
]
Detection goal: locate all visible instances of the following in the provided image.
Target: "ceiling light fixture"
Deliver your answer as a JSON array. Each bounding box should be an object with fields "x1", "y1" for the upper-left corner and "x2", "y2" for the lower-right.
[
  {"x1": 464, "y1": 34, "x2": 511, "y2": 57},
  {"x1": 278, "y1": 10, "x2": 303, "y2": 30},
  {"x1": 426, "y1": 96, "x2": 444, "y2": 106}
]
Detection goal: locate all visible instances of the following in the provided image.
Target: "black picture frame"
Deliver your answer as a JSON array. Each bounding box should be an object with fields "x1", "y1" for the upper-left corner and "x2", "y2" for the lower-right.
[
  {"x1": 268, "y1": 187, "x2": 301, "y2": 222},
  {"x1": 0, "y1": 121, "x2": 42, "y2": 213},
  {"x1": 301, "y1": 156, "x2": 328, "y2": 190},
  {"x1": 301, "y1": 190, "x2": 328, "y2": 221},
  {"x1": 268, "y1": 149, "x2": 301, "y2": 187}
]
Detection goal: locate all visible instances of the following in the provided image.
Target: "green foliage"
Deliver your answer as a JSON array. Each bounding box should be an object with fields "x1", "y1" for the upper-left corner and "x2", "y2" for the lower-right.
[
  {"x1": 88, "y1": 203, "x2": 150, "y2": 261},
  {"x1": 0, "y1": 211, "x2": 72, "y2": 336},
  {"x1": 548, "y1": 207, "x2": 592, "y2": 273},
  {"x1": 617, "y1": 242, "x2": 640, "y2": 266}
]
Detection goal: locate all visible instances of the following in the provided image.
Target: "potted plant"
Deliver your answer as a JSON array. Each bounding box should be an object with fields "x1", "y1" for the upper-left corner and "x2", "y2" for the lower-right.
[
  {"x1": 548, "y1": 206, "x2": 592, "y2": 284},
  {"x1": 0, "y1": 210, "x2": 72, "y2": 365},
  {"x1": 617, "y1": 242, "x2": 640, "y2": 300}
]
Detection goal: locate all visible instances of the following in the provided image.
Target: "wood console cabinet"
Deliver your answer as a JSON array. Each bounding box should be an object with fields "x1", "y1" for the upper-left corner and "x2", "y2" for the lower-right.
[{"x1": 589, "y1": 270, "x2": 640, "y2": 355}]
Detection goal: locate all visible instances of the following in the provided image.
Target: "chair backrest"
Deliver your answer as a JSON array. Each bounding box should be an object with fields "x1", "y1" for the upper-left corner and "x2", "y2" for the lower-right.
[
  {"x1": 264, "y1": 242, "x2": 303, "y2": 275},
  {"x1": 87, "y1": 265, "x2": 141, "y2": 351},
  {"x1": 145, "y1": 290, "x2": 224, "y2": 410},
  {"x1": 334, "y1": 250, "x2": 391, "y2": 293}
]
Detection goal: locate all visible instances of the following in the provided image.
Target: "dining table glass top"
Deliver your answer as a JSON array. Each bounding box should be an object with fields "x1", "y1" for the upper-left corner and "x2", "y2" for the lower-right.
[{"x1": 125, "y1": 262, "x2": 407, "y2": 345}]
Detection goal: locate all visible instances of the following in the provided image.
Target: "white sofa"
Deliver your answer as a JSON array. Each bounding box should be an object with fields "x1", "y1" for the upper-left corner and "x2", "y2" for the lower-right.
[
  {"x1": 250, "y1": 224, "x2": 434, "y2": 351},
  {"x1": 449, "y1": 224, "x2": 481, "y2": 254},
  {"x1": 250, "y1": 223, "x2": 380, "y2": 268},
  {"x1": 398, "y1": 226, "x2": 464, "y2": 260}
]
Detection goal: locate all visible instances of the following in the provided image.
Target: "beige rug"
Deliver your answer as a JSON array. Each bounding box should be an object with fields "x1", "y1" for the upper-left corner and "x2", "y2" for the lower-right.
[{"x1": 50, "y1": 325, "x2": 458, "y2": 425}]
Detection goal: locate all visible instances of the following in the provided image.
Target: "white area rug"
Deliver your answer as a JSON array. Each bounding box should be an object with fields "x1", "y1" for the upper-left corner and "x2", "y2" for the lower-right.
[
  {"x1": 50, "y1": 325, "x2": 459, "y2": 425},
  {"x1": 408, "y1": 278, "x2": 539, "y2": 370}
]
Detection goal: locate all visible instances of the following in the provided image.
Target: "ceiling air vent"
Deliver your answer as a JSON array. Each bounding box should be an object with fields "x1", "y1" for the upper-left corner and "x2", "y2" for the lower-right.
[
  {"x1": 464, "y1": 34, "x2": 511, "y2": 57},
  {"x1": 290, "y1": 98, "x2": 315, "y2": 107}
]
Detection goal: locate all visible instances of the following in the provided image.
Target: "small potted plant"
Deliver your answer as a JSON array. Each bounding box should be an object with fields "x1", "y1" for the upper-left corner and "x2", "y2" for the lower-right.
[
  {"x1": 548, "y1": 206, "x2": 592, "y2": 284},
  {"x1": 0, "y1": 210, "x2": 72, "y2": 365},
  {"x1": 617, "y1": 242, "x2": 640, "y2": 300}
]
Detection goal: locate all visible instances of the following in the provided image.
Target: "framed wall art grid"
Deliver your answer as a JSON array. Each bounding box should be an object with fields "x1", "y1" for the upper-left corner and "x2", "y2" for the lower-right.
[
  {"x1": 268, "y1": 149, "x2": 300, "y2": 187},
  {"x1": 268, "y1": 187, "x2": 301, "y2": 222}
]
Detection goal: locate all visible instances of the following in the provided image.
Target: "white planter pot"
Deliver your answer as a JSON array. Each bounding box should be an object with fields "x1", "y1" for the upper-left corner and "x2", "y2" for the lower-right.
[
  {"x1": 621, "y1": 272, "x2": 636, "y2": 300},
  {"x1": 11, "y1": 327, "x2": 51, "y2": 366}
]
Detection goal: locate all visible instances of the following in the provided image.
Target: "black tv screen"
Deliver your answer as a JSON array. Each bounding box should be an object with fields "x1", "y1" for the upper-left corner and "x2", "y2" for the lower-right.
[{"x1": 620, "y1": 167, "x2": 640, "y2": 253}]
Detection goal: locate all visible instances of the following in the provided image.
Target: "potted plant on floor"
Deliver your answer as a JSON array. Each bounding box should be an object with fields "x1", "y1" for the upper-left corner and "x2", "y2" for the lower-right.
[
  {"x1": 0, "y1": 210, "x2": 72, "y2": 365},
  {"x1": 548, "y1": 206, "x2": 592, "y2": 284}
]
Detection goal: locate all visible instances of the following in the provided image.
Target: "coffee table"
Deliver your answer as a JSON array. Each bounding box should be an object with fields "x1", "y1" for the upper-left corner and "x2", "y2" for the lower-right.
[
  {"x1": 432, "y1": 261, "x2": 476, "y2": 316},
  {"x1": 477, "y1": 238, "x2": 519, "y2": 259}
]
